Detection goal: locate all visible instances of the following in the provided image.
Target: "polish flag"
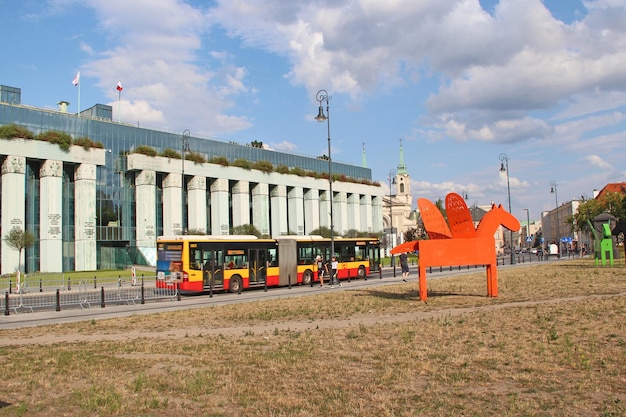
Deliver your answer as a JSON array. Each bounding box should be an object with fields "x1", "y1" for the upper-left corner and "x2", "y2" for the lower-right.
[
  {"x1": 116, "y1": 81, "x2": 123, "y2": 92},
  {"x1": 72, "y1": 71, "x2": 80, "y2": 86}
]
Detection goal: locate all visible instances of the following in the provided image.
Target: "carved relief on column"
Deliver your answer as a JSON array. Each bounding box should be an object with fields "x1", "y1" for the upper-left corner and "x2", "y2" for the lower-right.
[
  {"x1": 2, "y1": 155, "x2": 26, "y2": 174},
  {"x1": 136, "y1": 170, "x2": 156, "y2": 186},
  {"x1": 188, "y1": 175, "x2": 206, "y2": 191},
  {"x1": 40, "y1": 160, "x2": 62, "y2": 178}
]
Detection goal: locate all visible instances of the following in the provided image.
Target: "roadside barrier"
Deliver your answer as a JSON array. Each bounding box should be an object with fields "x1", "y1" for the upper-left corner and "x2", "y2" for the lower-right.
[{"x1": 2, "y1": 275, "x2": 178, "y2": 315}]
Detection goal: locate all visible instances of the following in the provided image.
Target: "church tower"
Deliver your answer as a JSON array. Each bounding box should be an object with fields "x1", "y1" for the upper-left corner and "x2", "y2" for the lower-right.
[{"x1": 395, "y1": 139, "x2": 411, "y2": 206}]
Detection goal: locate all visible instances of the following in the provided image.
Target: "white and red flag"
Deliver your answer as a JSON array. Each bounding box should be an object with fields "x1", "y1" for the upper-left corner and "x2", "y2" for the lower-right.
[
  {"x1": 116, "y1": 81, "x2": 123, "y2": 91},
  {"x1": 72, "y1": 71, "x2": 80, "y2": 86}
]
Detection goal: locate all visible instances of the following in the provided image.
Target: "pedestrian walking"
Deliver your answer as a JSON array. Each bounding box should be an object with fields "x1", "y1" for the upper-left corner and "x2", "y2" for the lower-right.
[{"x1": 399, "y1": 252, "x2": 410, "y2": 282}]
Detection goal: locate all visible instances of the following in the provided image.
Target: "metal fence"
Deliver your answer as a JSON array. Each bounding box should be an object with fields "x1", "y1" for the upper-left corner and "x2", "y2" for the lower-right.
[{"x1": 2, "y1": 275, "x2": 178, "y2": 315}]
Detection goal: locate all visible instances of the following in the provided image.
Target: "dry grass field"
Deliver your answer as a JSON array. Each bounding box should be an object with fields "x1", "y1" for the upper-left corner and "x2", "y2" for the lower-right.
[{"x1": 0, "y1": 259, "x2": 625, "y2": 416}]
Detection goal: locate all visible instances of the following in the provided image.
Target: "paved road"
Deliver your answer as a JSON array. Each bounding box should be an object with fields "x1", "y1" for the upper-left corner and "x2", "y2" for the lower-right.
[{"x1": 0, "y1": 257, "x2": 551, "y2": 330}]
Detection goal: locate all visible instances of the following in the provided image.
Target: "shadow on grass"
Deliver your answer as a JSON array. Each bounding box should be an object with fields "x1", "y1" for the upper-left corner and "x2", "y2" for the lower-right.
[{"x1": 359, "y1": 287, "x2": 485, "y2": 301}]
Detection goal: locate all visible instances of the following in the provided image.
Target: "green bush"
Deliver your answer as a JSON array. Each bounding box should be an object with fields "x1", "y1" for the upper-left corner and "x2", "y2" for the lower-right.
[
  {"x1": 275, "y1": 164, "x2": 289, "y2": 174},
  {"x1": 73, "y1": 136, "x2": 104, "y2": 150},
  {"x1": 161, "y1": 148, "x2": 181, "y2": 159},
  {"x1": 36, "y1": 130, "x2": 73, "y2": 151},
  {"x1": 133, "y1": 145, "x2": 158, "y2": 157},
  {"x1": 187, "y1": 151, "x2": 206, "y2": 164},
  {"x1": 209, "y1": 156, "x2": 229, "y2": 166},
  {"x1": 289, "y1": 167, "x2": 305, "y2": 177},
  {"x1": 232, "y1": 158, "x2": 252, "y2": 170},
  {"x1": 252, "y1": 160, "x2": 274, "y2": 174},
  {"x1": 0, "y1": 124, "x2": 34, "y2": 139}
]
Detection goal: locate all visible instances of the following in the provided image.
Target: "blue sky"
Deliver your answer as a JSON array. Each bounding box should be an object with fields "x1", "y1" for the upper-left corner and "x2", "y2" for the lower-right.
[{"x1": 2, "y1": 0, "x2": 626, "y2": 223}]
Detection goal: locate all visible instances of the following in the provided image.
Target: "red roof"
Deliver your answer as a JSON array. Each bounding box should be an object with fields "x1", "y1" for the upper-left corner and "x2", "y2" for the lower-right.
[{"x1": 595, "y1": 182, "x2": 626, "y2": 199}]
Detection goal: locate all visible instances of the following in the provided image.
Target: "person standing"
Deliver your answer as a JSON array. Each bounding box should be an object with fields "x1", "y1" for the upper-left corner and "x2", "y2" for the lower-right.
[
  {"x1": 316, "y1": 255, "x2": 325, "y2": 287},
  {"x1": 330, "y1": 256, "x2": 340, "y2": 288},
  {"x1": 399, "y1": 252, "x2": 409, "y2": 282}
]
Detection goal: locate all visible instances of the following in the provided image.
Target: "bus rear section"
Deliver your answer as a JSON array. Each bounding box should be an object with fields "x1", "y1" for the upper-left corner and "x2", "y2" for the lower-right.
[{"x1": 156, "y1": 241, "x2": 185, "y2": 289}]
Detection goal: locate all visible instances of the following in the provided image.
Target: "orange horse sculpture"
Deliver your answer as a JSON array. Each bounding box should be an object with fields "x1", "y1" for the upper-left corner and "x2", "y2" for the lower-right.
[{"x1": 391, "y1": 192, "x2": 520, "y2": 301}]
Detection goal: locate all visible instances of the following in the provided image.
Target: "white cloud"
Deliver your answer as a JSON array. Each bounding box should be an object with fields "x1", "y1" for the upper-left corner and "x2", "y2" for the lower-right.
[{"x1": 585, "y1": 154, "x2": 613, "y2": 170}]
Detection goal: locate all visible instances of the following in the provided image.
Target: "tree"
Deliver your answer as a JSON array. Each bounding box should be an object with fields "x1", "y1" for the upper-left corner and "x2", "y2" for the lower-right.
[
  {"x1": 230, "y1": 224, "x2": 261, "y2": 238},
  {"x1": 310, "y1": 226, "x2": 332, "y2": 238},
  {"x1": 4, "y1": 228, "x2": 36, "y2": 273},
  {"x1": 570, "y1": 192, "x2": 625, "y2": 236}
]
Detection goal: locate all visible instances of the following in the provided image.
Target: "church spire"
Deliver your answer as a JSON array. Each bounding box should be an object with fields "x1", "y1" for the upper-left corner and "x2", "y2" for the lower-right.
[
  {"x1": 361, "y1": 142, "x2": 367, "y2": 168},
  {"x1": 396, "y1": 138, "x2": 408, "y2": 175}
]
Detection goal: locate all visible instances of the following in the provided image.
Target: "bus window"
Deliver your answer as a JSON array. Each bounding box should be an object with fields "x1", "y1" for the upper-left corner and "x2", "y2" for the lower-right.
[
  {"x1": 225, "y1": 250, "x2": 247, "y2": 269},
  {"x1": 190, "y1": 248, "x2": 203, "y2": 270},
  {"x1": 268, "y1": 248, "x2": 278, "y2": 266}
]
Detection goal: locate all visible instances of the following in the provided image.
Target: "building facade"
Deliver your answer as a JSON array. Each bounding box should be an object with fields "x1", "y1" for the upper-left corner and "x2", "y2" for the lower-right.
[{"x1": 0, "y1": 84, "x2": 384, "y2": 274}]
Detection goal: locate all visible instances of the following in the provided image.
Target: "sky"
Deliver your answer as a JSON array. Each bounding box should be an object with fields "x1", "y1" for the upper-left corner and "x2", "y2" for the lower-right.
[{"x1": 2, "y1": 0, "x2": 626, "y2": 224}]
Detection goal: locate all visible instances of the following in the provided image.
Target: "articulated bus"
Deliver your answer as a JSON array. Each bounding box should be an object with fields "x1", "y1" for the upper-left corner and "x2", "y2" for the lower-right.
[{"x1": 156, "y1": 235, "x2": 381, "y2": 294}]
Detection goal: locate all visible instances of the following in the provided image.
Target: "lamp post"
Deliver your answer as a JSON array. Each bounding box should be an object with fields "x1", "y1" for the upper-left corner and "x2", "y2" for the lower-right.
[
  {"x1": 550, "y1": 180, "x2": 559, "y2": 253},
  {"x1": 388, "y1": 169, "x2": 396, "y2": 277},
  {"x1": 522, "y1": 208, "x2": 530, "y2": 250},
  {"x1": 499, "y1": 153, "x2": 515, "y2": 264},
  {"x1": 315, "y1": 90, "x2": 334, "y2": 260},
  {"x1": 181, "y1": 129, "x2": 190, "y2": 234},
  {"x1": 472, "y1": 200, "x2": 479, "y2": 223}
]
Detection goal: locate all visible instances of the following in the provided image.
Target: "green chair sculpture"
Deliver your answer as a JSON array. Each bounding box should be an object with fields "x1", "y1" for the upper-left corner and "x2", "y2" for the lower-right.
[{"x1": 587, "y1": 219, "x2": 614, "y2": 266}]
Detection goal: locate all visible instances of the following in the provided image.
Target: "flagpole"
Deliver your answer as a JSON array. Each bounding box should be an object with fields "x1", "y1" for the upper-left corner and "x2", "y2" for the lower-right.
[
  {"x1": 118, "y1": 89, "x2": 121, "y2": 123},
  {"x1": 77, "y1": 81, "x2": 81, "y2": 117}
]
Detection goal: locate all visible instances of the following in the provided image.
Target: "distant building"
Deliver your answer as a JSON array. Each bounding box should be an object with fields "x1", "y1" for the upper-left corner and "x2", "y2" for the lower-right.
[
  {"x1": 0, "y1": 84, "x2": 384, "y2": 273},
  {"x1": 382, "y1": 141, "x2": 416, "y2": 254}
]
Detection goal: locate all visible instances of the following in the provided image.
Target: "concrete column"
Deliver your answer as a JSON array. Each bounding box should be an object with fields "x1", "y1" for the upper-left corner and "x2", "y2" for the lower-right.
[
  {"x1": 319, "y1": 190, "x2": 331, "y2": 229},
  {"x1": 188, "y1": 175, "x2": 207, "y2": 234},
  {"x1": 39, "y1": 160, "x2": 63, "y2": 272},
  {"x1": 271, "y1": 184, "x2": 288, "y2": 236},
  {"x1": 252, "y1": 183, "x2": 270, "y2": 236},
  {"x1": 288, "y1": 187, "x2": 304, "y2": 235},
  {"x1": 75, "y1": 164, "x2": 97, "y2": 271},
  {"x1": 347, "y1": 193, "x2": 360, "y2": 233},
  {"x1": 304, "y1": 189, "x2": 320, "y2": 234},
  {"x1": 372, "y1": 195, "x2": 384, "y2": 233},
  {"x1": 232, "y1": 180, "x2": 250, "y2": 227},
  {"x1": 135, "y1": 170, "x2": 156, "y2": 247},
  {"x1": 334, "y1": 191, "x2": 347, "y2": 237},
  {"x1": 1, "y1": 156, "x2": 25, "y2": 274},
  {"x1": 211, "y1": 178, "x2": 229, "y2": 235},
  {"x1": 163, "y1": 173, "x2": 182, "y2": 236},
  {"x1": 360, "y1": 195, "x2": 374, "y2": 233}
]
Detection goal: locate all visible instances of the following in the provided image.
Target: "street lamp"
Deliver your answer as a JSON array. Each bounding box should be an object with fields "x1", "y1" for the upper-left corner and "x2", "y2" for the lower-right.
[
  {"x1": 522, "y1": 208, "x2": 530, "y2": 250},
  {"x1": 315, "y1": 90, "x2": 334, "y2": 260},
  {"x1": 499, "y1": 153, "x2": 515, "y2": 264},
  {"x1": 550, "y1": 180, "x2": 559, "y2": 253},
  {"x1": 181, "y1": 129, "x2": 190, "y2": 234},
  {"x1": 388, "y1": 169, "x2": 397, "y2": 277}
]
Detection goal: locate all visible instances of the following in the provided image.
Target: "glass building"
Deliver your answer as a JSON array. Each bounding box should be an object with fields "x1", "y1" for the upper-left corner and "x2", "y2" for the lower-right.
[{"x1": 0, "y1": 84, "x2": 384, "y2": 273}]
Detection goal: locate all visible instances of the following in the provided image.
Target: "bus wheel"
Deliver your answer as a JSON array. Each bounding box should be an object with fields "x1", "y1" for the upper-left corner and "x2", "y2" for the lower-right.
[
  {"x1": 229, "y1": 276, "x2": 242, "y2": 293},
  {"x1": 302, "y1": 270, "x2": 313, "y2": 286},
  {"x1": 357, "y1": 266, "x2": 366, "y2": 279}
]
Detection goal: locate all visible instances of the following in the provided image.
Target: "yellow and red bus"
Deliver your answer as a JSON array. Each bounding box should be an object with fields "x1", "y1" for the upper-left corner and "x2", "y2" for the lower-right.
[{"x1": 156, "y1": 235, "x2": 380, "y2": 294}]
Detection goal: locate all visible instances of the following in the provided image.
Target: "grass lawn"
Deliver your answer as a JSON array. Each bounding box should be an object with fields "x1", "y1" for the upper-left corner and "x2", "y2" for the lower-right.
[{"x1": 0, "y1": 259, "x2": 624, "y2": 416}]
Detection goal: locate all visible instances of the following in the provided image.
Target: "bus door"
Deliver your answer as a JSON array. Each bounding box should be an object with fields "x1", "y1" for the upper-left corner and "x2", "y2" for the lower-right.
[
  {"x1": 248, "y1": 248, "x2": 267, "y2": 284},
  {"x1": 202, "y1": 249, "x2": 224, "y2": 288},
  {"x1": 368, "y1": 243, "x2": 381, "y2": 272}
]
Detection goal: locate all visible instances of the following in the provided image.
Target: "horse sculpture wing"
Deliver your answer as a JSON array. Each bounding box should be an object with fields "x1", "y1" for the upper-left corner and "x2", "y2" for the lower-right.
[
  {"x1": 418, "y1": 198, "x2": 452, "y2": 239},
  {"x1": 445, "y1": 193, "x2": 477, "y2": 238}
]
